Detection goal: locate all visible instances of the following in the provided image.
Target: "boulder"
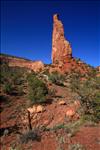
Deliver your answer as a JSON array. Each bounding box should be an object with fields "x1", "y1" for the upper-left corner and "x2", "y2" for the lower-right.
[
  {"x1": 27, "y1": 107, "x2": 36, "y2": 114},
  {"x1": 36, "y1": 105, "x2": 45, "y2": 113},
  {"x1": 66, "y1": 107, "x2": 75, "y2": 117},
  {"x1": 66, "y1": 101, "x2": 80, "y2": 119},
  {"x1": 27, "y1": 105, "x2": 45, "y2": 114}
]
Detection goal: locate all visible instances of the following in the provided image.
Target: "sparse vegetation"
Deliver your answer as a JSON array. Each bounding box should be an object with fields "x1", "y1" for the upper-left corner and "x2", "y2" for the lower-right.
[
  {"x1": 48, "y1": 71, "x2": 65, "y2": 86},
  {"x1": 46, "y1": 119, "x2": 84, "y2": 137},
  {"x1": 0, "y1": 60, "x2": 27, "y2": 95},
  {"x1": 48, "y1": 88, "x2": 56, "y2": 97},
  {"x1": 20, "y1": 129, "x2": 40, "y2": 143},
  {"x1": 68, "y1": 143, "x2": 86, "y2": 150},
  {"x1": 56, "y1": 136, "x2": 65, "y2": 150},
  {"x1": 87, "y1": 68, "x2": 98, "y2": 78},
  {"x1": 69, "y1": 73, "x2": 81, "y2": 93},
  {"x1": 70, "y1": 72, "x2": 100, "y2": 123},
  {"x1": 75, "y1": 58, "x2": 81, "y2": 63},
  {"x1": 3, "y1": 83, "x2": 13, "y2": 94},
  {"x1": 27, "y1": 73, "x2": 48, "y2": 104}
]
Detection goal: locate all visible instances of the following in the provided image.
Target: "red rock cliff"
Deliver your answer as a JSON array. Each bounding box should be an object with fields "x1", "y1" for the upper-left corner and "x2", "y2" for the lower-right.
[
  {"x1": 52, "y1": 14, "x2": 72, "y2": 64},
  {"x1": 0, "y1": 55, "x2": 44, "y2": 72}
]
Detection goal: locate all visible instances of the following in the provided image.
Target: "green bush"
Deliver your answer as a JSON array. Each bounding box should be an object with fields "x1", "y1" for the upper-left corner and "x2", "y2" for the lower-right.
[
  {"x1": 69, "y1": 73, "x2": 81, "y2": 93},
  {"x1": 20, "y1": 129, "x2": 40, "y2": 143},
  {"x1": 27, "y1": 73, "x2": 48, "y2": 104},
  {"x1": 0, "y1": 60, "x2": 26, "y2": 95},
  {"x1": 17, "y1": 86, "x2": 24, "y2": 96},
  {"x1": 3, "y1": 83, "x2": 13, "y2": 94},
  {"x1": 48, "y1": 71, "x2": 65, "y2": 86},
  {"x1": 90, "y1": 92, "x2": 100, "y2": 122},
  {"x1": 70, "y1": 74, "x2": 100, "y2": 122},
  {"x1": 0, "y1": 60, "x2": 10, "y2": 84},
  {"x1": 87, "y1": 68, "x2": 98, "y2": 78}
]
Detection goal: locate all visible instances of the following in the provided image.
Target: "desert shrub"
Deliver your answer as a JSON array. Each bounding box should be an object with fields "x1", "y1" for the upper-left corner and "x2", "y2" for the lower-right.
[
  {"x1": 42, "y1": 69, "x2": 50, "y2": 76},
  {"x1": 52, "y1": 124, "x2": 65, "y2": 131},
  {"x1": 90, "y1": 92, "x2": 100, "y2": 122},
  {"x1": 9, "y1": 147, "x2": 17, "y2": 150},
  {"x1": 70, "y1": 75, "x2": 100, "y2": 122},
  {"x1": 68, "y1": 143, "x2": 86, "y2": 150},
  {"x1": 3, "y1": 83, "x2": 13, "y2": 94},
  {"x1": 10, "y1": 67, "x2": 28, "y2": 85},
  {"x1": 87, "y1": 68, "x2": 98, "y2": 78},
  {"x1": 20, "y1": 129, "x2": 40, "y2": 143},
  {"x1": 48, "y1": 88, "x2": 56, "y2": 97},
  {"x1": 17, "y1": 86, "x2": 24, "y2": 96},
  {"x1": 69, "y1": 73, "x2": 81, "y2": 92},
  {"x1": 75, "y1": 58, "x2": 81, "y2": 63},
  {"x1": 0, "y1": 60, "x2": 10, "y2": 84},
  {"x1": 0, "y1": 60, "x2": 27, "y2": 95},
  {"x1": 78, "y1": 78, "x2": 100, "y2": 118},
  {"x1": 27, "y1": 73, "x2": 48, "y2": 104},
  {"x1": 48, "y1": 71, "x2": 65, "y2": 86}
]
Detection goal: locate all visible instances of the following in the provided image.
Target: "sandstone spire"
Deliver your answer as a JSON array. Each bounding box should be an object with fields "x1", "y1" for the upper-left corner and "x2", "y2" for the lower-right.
[{"x1": 52, "y1": 14, "x2": 72, "y2": 64}]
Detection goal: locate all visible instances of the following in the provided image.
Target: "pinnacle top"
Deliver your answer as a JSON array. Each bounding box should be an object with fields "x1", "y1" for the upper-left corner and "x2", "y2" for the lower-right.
[{"x1": 53, "y1": 14, "x2": 59, "y2": 21}]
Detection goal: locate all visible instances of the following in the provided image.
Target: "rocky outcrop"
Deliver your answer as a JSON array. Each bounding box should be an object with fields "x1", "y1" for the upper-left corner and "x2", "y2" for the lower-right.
[
  {"x1": 50, "y1": 14, "x2": 91, "y2": 74},
  {"x1": 52, "y1": 14, "x2": 72, "y2": 64},
  {"x1": 97, "y1": 66, "x2": 100, "y2": 72},
  {"x1": 27, "y1": 105, "x2": 45, "y2": 114},
  {"x1": 30, "y1": 61, "x2": 44, "y2": 72},
  {"x1": 0, "y1": 55, "x2": 44, "y2": 72}
]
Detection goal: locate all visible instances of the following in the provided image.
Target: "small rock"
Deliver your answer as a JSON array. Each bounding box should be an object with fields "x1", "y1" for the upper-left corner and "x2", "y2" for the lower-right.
[
  {"x1": 96, "y1": 73, "x2": 100, "y2": 77},
  {"x1": 43, "y1": 120, "x2": 50, "y2": 126},
  {"x1": 36, "y1": 105, "x2": 45, "y2": 113},
  {"x1": 74, "y1": 100, "x2": 80, "y2": 108},
  {"x1": 58, "y1": 100, "x2": 66, "y2": 105},
  {"x1": 3, "y1": 129, "x2": 9, "y2": 136},
  {"x1": 27, "y1": 107, "x2": 36, "y2": 114},
  {"x1": 66, "y1": 108, "x2": 75, "y2": 117}
]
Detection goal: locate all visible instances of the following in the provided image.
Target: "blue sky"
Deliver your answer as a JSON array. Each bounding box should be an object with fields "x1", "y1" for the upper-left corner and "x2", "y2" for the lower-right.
[{"x1": 1, "y1": 0, "x2": 100, "y2": 66}]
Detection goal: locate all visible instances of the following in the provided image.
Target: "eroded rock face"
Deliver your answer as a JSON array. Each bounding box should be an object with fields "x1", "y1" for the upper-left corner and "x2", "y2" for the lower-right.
[
  {"x1": 0, "y1": 55, "x2": 44, "y2": 72},
  {"x1": 31, "y1": 61, "x2": 44, "y2": 72},
  {"x1": 52, "y1": 14, "x2": 72, "y2": 64}
]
